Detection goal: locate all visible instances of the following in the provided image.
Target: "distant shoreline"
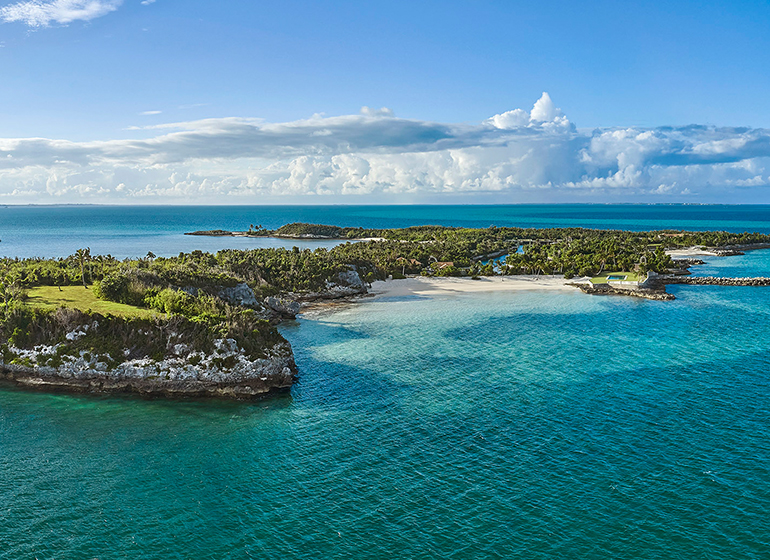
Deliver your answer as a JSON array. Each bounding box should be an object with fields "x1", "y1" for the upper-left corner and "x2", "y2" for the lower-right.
[{"x1": 184, "y1": 229, "x2": 384, "y2": 242}]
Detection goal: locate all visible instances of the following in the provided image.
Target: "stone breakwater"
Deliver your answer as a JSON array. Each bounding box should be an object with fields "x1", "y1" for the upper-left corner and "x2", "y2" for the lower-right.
[
  {"x1": 662, "y1": 276, "x2": 770, "y2": 286},
  {"x1": 0, "y1": 338, "x2": 296, "y2": 399},
  {"x1": 569, "y1": 276, "x2": 770, "y2": 301},
  {"x1": 567, "y1": 283, "x2": 675, "y2": 301},
  {"x1": 716, "y1": 242, "x2": 770, "y2": 256}
]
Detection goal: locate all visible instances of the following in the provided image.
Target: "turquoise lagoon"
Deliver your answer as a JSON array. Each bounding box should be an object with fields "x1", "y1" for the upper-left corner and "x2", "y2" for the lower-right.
[{"x1": 1, "y1": 206, "x2": 770, "y2": 558}]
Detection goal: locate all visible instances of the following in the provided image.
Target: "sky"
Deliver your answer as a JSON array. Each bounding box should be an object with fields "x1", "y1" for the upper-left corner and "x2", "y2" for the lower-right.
[{"x1": 1, "y1": 0, "x2": 770, "y2": 204}]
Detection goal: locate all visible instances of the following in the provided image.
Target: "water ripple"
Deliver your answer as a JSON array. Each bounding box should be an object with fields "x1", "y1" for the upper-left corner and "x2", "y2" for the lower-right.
[{"x1": 2, "y1": 288, "x2": 770, "y2": 558}]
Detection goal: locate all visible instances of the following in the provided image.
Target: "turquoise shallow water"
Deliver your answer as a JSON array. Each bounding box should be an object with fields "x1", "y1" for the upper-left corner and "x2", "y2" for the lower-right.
[
  {"x1": 2, "y1": 206, "x2": 770, "y2": 558},
  {"x1": 2, "y1": 281, "x2": 770, "y2": 558}
]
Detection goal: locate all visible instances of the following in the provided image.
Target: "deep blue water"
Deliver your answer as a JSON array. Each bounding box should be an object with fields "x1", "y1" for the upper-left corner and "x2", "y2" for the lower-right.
[
  {"x1": 1, "y1": 205, "x2": 770, "y2": 558},
  {"x1": 4, "y1": 204, "x2": 770, "y2": 258}
]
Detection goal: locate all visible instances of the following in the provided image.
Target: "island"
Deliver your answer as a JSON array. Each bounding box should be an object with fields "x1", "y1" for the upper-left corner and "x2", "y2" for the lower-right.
[{"x1": 3, "y1": 223, "x2": 770, "y2": 399}]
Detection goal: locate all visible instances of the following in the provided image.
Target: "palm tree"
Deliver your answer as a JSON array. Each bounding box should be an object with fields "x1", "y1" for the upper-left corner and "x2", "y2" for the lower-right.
[
  {"x1": 75, "y1": 248, "x2": 91, "y2": 288},
  {"x1": 0, "y1": 266, "x2": 23, "y2": 320},
  {"x1": 93, "y1": 254, "x2": 107, "y2": 278}
]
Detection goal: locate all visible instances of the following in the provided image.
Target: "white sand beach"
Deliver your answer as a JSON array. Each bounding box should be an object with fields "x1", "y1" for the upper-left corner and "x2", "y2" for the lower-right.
[
  {"x1": 369, "y1": 275, "x2": 582, "y2": 298},
  {"x1": 299, "y1": 275, "x2": 585, "y2": 316},
  {"x1": 666, "y1": 247, "x2": 718, "y2": 258}
]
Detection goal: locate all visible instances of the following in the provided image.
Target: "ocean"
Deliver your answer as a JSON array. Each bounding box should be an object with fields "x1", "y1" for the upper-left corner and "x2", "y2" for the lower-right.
[
  {"x1": 1, "y1": 205, "x2": 769, "y2": 558},
  {"x1": 4, "y1": 204, "x2": 770, "y2": 259}
]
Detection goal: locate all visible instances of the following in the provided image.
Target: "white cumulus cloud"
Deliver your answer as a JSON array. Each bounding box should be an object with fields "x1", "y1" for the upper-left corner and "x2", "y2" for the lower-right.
[
  {"x1": 0, "y1": 0, "x2": 122, "y2": 27},
  {"x1": 487, "y1": 92, "x2": 572, "y2": 130},
  {"x1": 1, "y1": 94, "x2": 770, "y2": 203}
]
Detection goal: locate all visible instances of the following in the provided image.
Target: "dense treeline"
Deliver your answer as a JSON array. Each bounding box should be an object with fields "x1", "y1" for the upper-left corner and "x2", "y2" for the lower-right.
[
  {"x1": 2, "y1": 224, "x2": 770, "y2": 316},
  {"x1": 267, "y1": 222, "x2": 770, "y2": 246},
  {"x1": 274, "y1": 223, "x2": 347, "y2": 238}
]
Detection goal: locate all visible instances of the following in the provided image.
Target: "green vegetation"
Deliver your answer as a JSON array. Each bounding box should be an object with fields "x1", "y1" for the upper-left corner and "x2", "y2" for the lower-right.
[
  {"x1": 590, "y1": 272, "x2": 644, "y2": 285},
  {"x1": 274, "y1": 223, "x2": 346, "y2": 238},
  {"x1": 25, "y1": 286, "x2": 160, "y2": 319},
  {"x1": 246, "y1": 224, "x2": 270, "y2": 236},
  {"x1": 1, "y1": 305, "x2": 283, "y2": 368},
  {"x1": 3, "y1": 222, "x2": 769, "y2": 370},
  {"x1": 5, "y1": 224, "x2": 769, "y2": 303},
  {"x1": 8, "y1": 223, "x2": 766, "y2": 297}
]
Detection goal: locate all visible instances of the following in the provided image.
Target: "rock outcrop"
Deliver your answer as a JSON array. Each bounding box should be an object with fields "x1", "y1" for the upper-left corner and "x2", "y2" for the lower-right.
[
  {"x1": 0, "y1": 338, "x2": 296, "y2": 399},
  {"x1": 567, "y1": 282, "x2": 676, "y2": 301},
  {"x1": 264, "y1": 297, "x2": 302, "y2": 318},
  {"x1": 218, "y1": 282, "x2": 260, "y2": 307},
  {"x1": 290, "y1": 267, "x2": 369, "y2": 302},
  {"x1": 662, "y1": 276, "x2": 770, "y2": 286},
  {"x1": 672, "y1": 258, "x2": 706, "y2": 268}
]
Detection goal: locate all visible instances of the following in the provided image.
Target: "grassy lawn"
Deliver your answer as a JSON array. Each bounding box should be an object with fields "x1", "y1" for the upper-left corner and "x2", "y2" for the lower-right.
[
  {"x1": 24, "y1": 286, "x2": 160, "y2": 319},
  {"x1": 590, "y1": 271, "x2": 643, "y2": 285}
]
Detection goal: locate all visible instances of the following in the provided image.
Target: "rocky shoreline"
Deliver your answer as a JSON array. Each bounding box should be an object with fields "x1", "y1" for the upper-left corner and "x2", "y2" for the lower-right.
[
  {"x1": 569, "y1": 274, "x2": 770, "y2": 302},
  {"x1": 0, "y1": 339, "x2": 296, "y2": 399},
  {"x1": 661, "y1": 276, "x2": 770, "y2": 286},
  {"x1": 0, "y1": 269, "x2": 369, "y2": 400},
  {"x1": 184, "y1": 229, "x2": 338, "y2": 240},
  {"x1": 567, "y1": 282, "x2": 676, "y2": 300}
]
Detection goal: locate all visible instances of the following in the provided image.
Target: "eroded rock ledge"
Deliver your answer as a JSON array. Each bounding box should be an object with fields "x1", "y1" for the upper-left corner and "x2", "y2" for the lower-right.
[{"x1": 1, "y1": 338, "x2": 296, "y2": 399}]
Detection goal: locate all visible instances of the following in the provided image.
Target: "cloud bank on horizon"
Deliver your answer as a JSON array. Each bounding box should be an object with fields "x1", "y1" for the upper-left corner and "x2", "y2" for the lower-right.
[{"x1": 1, "y1": 93, "x2": 769, "y2": 203}]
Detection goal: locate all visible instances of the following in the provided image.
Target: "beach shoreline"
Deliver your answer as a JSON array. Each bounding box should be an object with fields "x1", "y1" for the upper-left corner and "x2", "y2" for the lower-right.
[
  {"x1": 298, "y1": 275, "x2": 584, "y2": 316},
  {"x1": 666, "y1": 246, "x2": 719, "y2": 258},
  {"x1": 369, "y1": 275, "x2": 580, "y2": 297}
]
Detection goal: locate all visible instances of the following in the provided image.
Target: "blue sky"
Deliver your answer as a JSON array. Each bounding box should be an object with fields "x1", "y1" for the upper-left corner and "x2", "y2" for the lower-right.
[{"x1": 1, "y1": 0, "x2": 770, "y2": 204}]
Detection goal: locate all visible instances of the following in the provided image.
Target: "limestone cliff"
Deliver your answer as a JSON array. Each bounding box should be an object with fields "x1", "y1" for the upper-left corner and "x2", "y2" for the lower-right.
[{"x1": 1, "y1": 337, "x2": 296, "y2": 399}]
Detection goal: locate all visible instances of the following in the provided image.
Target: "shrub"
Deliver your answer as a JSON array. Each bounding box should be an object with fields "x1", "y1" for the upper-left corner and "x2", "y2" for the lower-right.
[
  {"x1": 143, "y1": 288, "x2": 194, "y2": 315},
  {"x1": 94, "y1": 274, "x2": 130, "y2": 302}
]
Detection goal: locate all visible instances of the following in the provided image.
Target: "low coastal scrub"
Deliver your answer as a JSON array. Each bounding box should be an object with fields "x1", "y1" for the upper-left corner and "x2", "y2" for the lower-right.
[
  {"x1": 274, "y1": 223, "x2": 346, "y2": 238},
  {"x1": 0, "y1": 305, "x2": 286, "y2": 367},
  {"x1": 4, "y1": 224, "x2": 770, "y2": 302}
]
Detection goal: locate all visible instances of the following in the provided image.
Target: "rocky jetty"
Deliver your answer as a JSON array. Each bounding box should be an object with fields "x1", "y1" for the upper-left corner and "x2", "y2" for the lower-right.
[
  {"x1": 663, "y1": 276, "x2": 770, "y2": 286},
  {"x1": 569, "y1": 274, "x2": 770, "y2": 302},
  {"x1": 184, "y1": 229, "x2": 234, "y2": 236},
  {"x1": 672, "y1": 258, "x2": 706, "y2": 268},
  {"x1": 567, "y1": 283, "x2": 675, "y2": 301}
]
